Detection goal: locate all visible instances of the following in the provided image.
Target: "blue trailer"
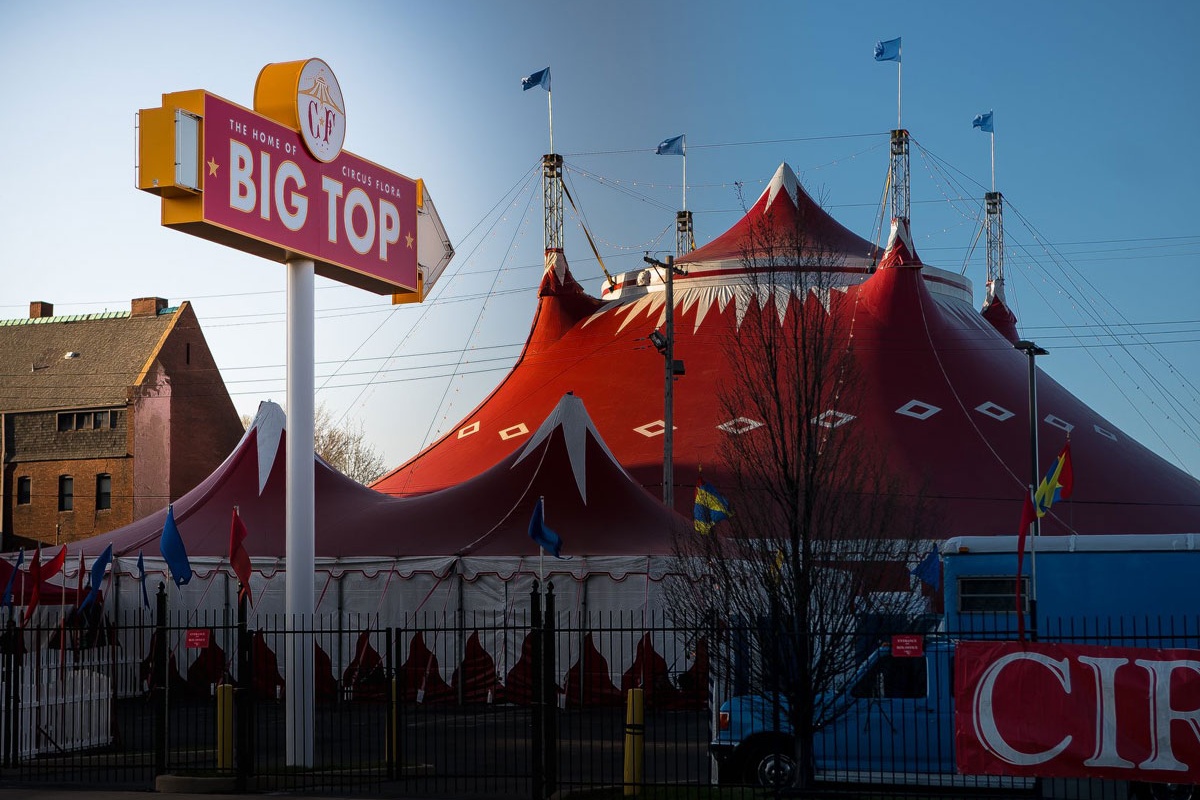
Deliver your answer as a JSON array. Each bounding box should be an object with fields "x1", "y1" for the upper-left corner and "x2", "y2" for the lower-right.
[{"x1": 710, "y1": 534, "x2": 1200, "y2": 797}]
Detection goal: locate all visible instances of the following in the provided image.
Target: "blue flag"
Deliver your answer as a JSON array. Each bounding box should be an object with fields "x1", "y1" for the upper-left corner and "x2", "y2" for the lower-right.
[
  {"x1": 2, "y1": 548, "x2": 25, "y2": 608},
  {"x1": 656, "y1": 134, "x2": 685, "y2": 156},
  {"x1": 910, "y1": 545, "x2": 941, "y2": 591},
  {"x1": 528, "y1": 497, "x2": 564, "y2": 558},
  {"x1": 137, "y1": 550, "x2": 150, "y2": 609},
  {"x1": 521, "y1": 67, "x2": 551, "y2": 92},
  {"x1": 79, "y1": 544, "x2": 112, "y2": 610},
  {"x1": 159, "y1": 504, "x2": 193, "y2": 586},
  {"x1": 694, "y1": 479, "x2": 731, "y2": 534},
  {"x1": 972, "y1": 111, "x2": 994, "y2": 133},
  {"x1": 874, "y1": 37, "x2": 902, "y2": 63}
]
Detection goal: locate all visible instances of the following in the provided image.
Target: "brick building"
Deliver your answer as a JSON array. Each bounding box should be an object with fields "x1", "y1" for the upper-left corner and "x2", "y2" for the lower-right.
[{"x1": 0, "y1": 298, "x2": 245, "y2": 548}]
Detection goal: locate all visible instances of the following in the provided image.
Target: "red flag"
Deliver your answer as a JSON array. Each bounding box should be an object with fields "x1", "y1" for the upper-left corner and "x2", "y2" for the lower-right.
[
  {"x1": 1016, "y1": 490, "x2": 1036, "y2": 641},
  {"x1": 42, "y1": 546, "x2": 67, "y2": 581},
  {"x1": 229, "y1": 508, "x2": 253, "y2": 605},
  {"x1": 1058, "y1": 441, "x2": 1074, "y2": 499},
  {"x1": 22, "y1": 546, "x2": 42, "y2": 626},
  {"x1": 76, "y1": 550, "x2": 85, "y2": 606}
]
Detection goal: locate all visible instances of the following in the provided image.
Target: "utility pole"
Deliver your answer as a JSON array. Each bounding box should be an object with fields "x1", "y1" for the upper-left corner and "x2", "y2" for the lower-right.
[
  {"x1": 645, "y1": 255, "x2": 687, "y2": 509},
  {"x1": 1015, "y1": 339, "x2": 1048, "y2": 639}
]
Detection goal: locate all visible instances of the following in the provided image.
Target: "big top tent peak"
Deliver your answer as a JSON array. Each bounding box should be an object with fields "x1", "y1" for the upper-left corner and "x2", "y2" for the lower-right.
[{"x1": 374, "y1": 163, "x2": 1200, "y2": 538}]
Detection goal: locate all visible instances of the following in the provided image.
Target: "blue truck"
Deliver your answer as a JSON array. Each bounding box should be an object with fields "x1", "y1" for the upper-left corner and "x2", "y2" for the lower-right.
[{"x1": 709, "y1": 533, "x2": 1200, "y2": 796}]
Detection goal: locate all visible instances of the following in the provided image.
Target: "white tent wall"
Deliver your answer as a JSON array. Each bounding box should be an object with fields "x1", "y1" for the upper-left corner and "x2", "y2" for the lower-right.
[{"x1": 78, "y1": 554, "x2": 692, "y2": 701}]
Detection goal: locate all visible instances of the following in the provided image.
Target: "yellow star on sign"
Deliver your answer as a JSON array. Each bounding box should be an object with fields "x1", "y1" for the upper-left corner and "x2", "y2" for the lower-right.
[
  {"x1": 208, "y1": 157, "x2": 220, "y2": 176},
  {"x1": 405, "y1": 232, "x2": 414, "y2": 249}
]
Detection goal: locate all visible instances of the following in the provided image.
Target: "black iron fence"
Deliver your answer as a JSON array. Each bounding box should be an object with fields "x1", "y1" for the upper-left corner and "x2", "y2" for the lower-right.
[{"x1": 0, "y1": 589, "x2": 1195, "y2": 799}]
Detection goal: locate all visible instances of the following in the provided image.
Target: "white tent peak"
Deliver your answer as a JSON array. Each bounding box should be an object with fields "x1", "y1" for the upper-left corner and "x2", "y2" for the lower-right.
[
  {"x1": 513, "y1": 393, "x2": 623, "y2": 505},
  {"x1": 879, "y1": 216, "x2": 923, "y2": 268},
  {"x1": 248, "y1": 400, "x2": 285, "y2": 495},
  {"x1": 761, "y1": 162, "x2": 802, "y2": 213}
]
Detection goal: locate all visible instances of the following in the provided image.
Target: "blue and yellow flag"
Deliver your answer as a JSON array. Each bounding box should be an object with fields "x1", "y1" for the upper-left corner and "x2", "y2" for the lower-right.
[
  {"x1": 1034, "y1": 441, "x2": 1074, "y2": 517},
  {"x1": 693, "y1": 479, "x2": 731, "y2": 534}
]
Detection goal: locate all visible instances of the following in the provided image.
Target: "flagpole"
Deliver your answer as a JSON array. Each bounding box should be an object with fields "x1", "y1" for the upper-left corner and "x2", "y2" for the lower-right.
[
  {"x1": 547, "y1": 87, "x2": 554, "y2": 155},
  {"x1": 896, "y1": 51, "x2": 902, "y2": 128},
  {"x1": 990, "y1": 129, "x2": 996, "y2": 192},
  {"x1": 681, "y1": 136, "x2": 687, "y2": 211},
  {"x1": 539, "y1": 495, "x2": 546, "y2": 587}
]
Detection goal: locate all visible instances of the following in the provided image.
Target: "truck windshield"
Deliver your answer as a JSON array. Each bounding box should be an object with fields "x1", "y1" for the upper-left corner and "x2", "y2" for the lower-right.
[{"x1": 849, "y1": 654, "x2": 927, "y2": 700}]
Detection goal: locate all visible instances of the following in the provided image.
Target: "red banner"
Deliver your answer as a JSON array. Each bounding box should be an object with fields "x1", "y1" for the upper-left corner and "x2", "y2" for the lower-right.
[{"x1": 955, "y1": 640, "x2": 1200, "y2": 783}]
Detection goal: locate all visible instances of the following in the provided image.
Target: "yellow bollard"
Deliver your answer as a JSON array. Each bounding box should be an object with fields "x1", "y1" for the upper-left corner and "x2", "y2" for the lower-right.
[
  {"x1": 216, "y1": 683, "x2": 234, "y2": 769},
  {"x1": 622, "y1": 687, "x2": 644, "y2": 797}
]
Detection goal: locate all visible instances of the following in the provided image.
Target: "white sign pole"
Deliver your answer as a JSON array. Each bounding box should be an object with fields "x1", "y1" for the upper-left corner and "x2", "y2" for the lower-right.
[{"x1": 285, "y1": 257, "x2": 316, "y2": 767}]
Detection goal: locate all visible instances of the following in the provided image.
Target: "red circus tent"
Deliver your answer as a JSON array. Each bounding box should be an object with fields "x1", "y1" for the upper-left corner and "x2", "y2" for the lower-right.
[{"x1": 374, "y1": 162, "x2": 1200, "y2": 537}]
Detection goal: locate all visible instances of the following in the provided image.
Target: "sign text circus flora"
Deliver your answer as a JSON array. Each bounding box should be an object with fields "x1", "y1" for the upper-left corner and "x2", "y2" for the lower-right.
[{"x1": 137, "y1": 59, "x2": 444, "y2": 299}]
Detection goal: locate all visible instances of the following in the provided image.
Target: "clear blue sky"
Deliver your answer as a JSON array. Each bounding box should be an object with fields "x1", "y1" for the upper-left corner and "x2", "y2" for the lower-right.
[{"x1": 3, "y1": 1, "x2": 1198, "y2": 479}]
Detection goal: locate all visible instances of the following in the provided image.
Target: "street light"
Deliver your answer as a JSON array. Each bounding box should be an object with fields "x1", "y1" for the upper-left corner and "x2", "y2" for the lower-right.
[
  {"x1": 1014, "y1": 339, "x2": 1048, "y2": 638},
  {"x1": 645, "y1": 254, "x2": 687, "y2": 508}
]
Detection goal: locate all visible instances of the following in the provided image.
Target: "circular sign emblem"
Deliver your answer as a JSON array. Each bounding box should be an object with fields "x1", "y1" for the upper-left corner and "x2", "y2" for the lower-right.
[{"x1": 297, "y1": 59, "x2": 345, "y2": 163}]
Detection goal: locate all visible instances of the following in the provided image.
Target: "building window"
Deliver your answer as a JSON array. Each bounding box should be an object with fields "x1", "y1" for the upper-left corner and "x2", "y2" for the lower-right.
[
  {"x1": 96, "y1": 473, "x2": 112, "y2": 511},
  {"x1": 17, "y1": 477, "x2": 31, "y2": 505},
  {"x1": 56, "y1": 408, "x2": 121, "y2": 432},
  {"x1": 58, "y1": 475, "x2": 74, "y2": 512},
  {"x1": 958, "y1": 576, "x2": 1030, "y2": 613}
]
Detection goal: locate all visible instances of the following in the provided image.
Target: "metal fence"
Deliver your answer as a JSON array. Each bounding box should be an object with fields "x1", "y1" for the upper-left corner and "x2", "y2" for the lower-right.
[{"x1": 0, "y1": 590, "x2": 1194, "y2": 799}]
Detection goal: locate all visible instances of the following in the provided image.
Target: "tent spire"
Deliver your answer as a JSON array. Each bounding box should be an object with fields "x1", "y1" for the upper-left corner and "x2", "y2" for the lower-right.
[
  {"x1": 889, "y1": 129, "x2": 910, "y2": 223},
  {"x1": 543, "y1": 154, "x2": 563, "y2": 253}
]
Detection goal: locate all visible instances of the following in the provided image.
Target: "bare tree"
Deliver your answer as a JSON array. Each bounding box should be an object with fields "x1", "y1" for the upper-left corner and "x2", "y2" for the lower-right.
[
  {"x1": 669, "y1": 190, "x2": 936, "y2": 789},
  {"x1": 242, "y1": 404, "x2": 387, "y2": 485}
]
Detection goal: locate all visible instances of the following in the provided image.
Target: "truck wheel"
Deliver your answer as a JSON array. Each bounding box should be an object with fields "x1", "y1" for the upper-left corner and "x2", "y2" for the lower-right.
[
  {"x1": 1131, "y1": 782, "x2": 1196, "y2": 800},
  {"x1": 745, "y1": 737, "x2": 798, "y2": 789}
]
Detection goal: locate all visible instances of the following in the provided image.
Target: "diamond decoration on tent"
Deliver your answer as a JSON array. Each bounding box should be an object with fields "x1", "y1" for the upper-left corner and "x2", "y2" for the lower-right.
[
  {"x1": 1045, "y1": 415, "x2": 1074, "y2": 433},
  {"x1": 717, "y1": 417, "x2": 763, "y2": 435},
  {"x1": 812, "y1": 410, "x2": 856, "y2": 429},
  {"x1": 499, "y1": 423, "x2": 529, "y2": 441},
  {"x1": 896, "y1": 400, "x2": 942, "y2": 421},
  {"x1": 975, "y1": 402, "x2": 1014, "y2": 422},
  {"x1": 457, "y1": 421, "x2": 481, "y2": 439},
  {"x1": 1094, "y1": 424, "x2": 1117, "y2": 442},
  {"x1": 633, "y1": 420, "x2": 671, "y2": 438}
]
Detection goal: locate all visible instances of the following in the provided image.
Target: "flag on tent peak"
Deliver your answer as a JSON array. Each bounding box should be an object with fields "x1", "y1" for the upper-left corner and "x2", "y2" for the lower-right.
[
  {"x1": 656, "y1": 134, "x2": 685, "y2": 156},
  {"x1": 21, "y1": 546, "x2": 42, "y2": 625},
  {"x1": 521, "y1": 67, "x2": 551, "y2": 92},
  {"x1": 80, "y1": 544, "x2": 113, "y2": 611},
  {"x1": 910, "y1": 546, "x2": 941, "y2": 591},
  {"x1": 694, "y1": 479, "x2": 731, "y2": 534},
  {"x1": 874, "y1": 37, "x2": 901, "y2": 63},
  {"x1": 528, "y1": 497, "x2": 565, "y2": 558},
  {"x1": 137, "y1": 551, "x2": 150, "y2": 610},
  {"x1": 973, "y1": 111, "x2": 994, "y2": 133},
  {"x1": 1034, "y1": 441, "x2": 1073, "y2": 517},
  {"x1": 229, "y1": 507, "x2": 254, "y2": 605},
  {"x1": 1, "y1": 548, "x2": 24, "y2": 609},
  {"x1": 160, "y1": 504, "x2": 193, "y2": 587},
  {"x1": 42, "y1": 545, "x2": 67, "y2": 581}
]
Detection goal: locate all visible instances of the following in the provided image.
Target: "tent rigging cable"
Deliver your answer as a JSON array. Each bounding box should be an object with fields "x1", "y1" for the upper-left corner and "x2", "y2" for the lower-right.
[
  {"x1": 414, "y1": 167, "x2": 542, "y2": 468},
  {"x1": 325, "y1": 162, "x2": 543, "y2": 431},
  {"x1": 561, "y1": 168, "x2": 615, "y2": 288}
]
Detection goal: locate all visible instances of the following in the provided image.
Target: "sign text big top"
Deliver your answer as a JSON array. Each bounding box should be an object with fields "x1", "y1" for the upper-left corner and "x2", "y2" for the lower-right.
[{"x1": 137, "y1": 61, "x2": 420, "y2": 296}]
